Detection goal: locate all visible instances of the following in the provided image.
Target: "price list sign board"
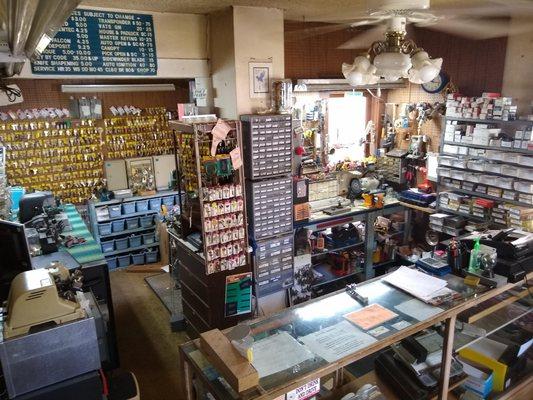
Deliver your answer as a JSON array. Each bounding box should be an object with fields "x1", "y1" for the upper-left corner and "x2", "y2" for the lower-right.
[{"x1": 31, "y1": 9, "x2": 157, "y2": 76}]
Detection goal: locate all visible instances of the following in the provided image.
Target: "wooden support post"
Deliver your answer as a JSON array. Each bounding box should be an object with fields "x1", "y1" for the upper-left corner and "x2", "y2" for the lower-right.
[
  {"x1": 179, "y1": 352, "x2": 195, "y2": 400},
  {"x1": 438, "y1": 315, "x2": 457, "y2": 400}
]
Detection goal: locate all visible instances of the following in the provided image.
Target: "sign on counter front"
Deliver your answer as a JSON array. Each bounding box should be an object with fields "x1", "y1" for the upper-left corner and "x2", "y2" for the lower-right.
[{"x1": 31, "y1": 9, "x2": 157, "y2": 76}]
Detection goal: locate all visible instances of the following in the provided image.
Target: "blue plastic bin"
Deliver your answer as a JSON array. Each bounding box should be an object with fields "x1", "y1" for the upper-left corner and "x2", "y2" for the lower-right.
[
  {"x1": 98, "y1": 223, "x2": 112, "y2": 236},
  {"x1": 140, "y1": 215, "x2": 154, "y2": 228},
  {"x1": 106, "y1": 257, "x2": 117, "y2": 269},
  {"x1": 122, "y1": 202, "x2": 136, "y2": 214},
  {"x1": 115, "y1": 237, "x2": 129, "y2": 250},
  {"x1": 136, "y1": 199, "x2": 149, "y2": 212},
  {"x1": 126, "y1": 217, "x2": 139, "y2": 230},
  {"x1": 129, "y1": 235, "x2": 142, "y2": 247},
  {"x1": 149, "y1": 197, "x2": 162, "y2": 211},
  {"x1": 117, "y1": 254, "x2": 131, "y2": 268},
  {"x1": 108, "y1": 205, "x2": 122, "y2": 218},
  {"x1": 145, "y1": 249, "x2": 159, "y2": 264},
  {"x1": 131, "y1": 253, "x2": 145, "y2": 265},
  {"x1": 112, "y1": 220, "x2": 125, "y2": 232},
  {"x1": 162, "y1": 196, "x2": 174, "y2": 207},
  {"x1": 142, "y1": 233, "x2": 155, "y2": 244},
  {"x1": 101, "y1": 241, "x2": 114, "y2": 253}
]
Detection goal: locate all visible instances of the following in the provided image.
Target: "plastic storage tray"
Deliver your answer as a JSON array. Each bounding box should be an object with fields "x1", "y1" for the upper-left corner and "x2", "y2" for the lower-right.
[
  {"x1": 112, "y1": 220, "x2": 125, "y2": 232},
  {"x1": 492, "y1": 177, "x2": 514, "y2": 189},
  {"x1": 129, "y1": 235, "x2": 142, "y2": 247},
  {"x1": 108, "y1": 205, "x2": 122, "y2": 218},
  {"x1": 246, "y1": 177, "x2": 293, "y2": 240},
  {"x1": 140, "y1": 215, "x2": 154, "y2": 228},
  {"x1": 437, "y1": 168, "x2": 451, "y2": 178},
  {"x1": 131, "y1": 253, "x2": 145, "y2": 265},
  {"x1": 122, "y1": 202, "x2": 136, "y2": 215},
  {"x1": 241, "y1": 114, "x2": 292, "y2": 180},
  {"x1": 98, "y1": 223, "x2": 112, "y2": 236},
  {"x1": 467, "y1": 160, "x2": 484, "y2": 171},
  {"x1": 106, "y1": 257, "x2": 117, "y2": 269},
  {"x1": 117, "y1": 255, "x2": 131, "y2": 268},
  {"x1": 484, "y1": 163, "x2": 502, "y2": 174},
  {"x1": 101, "y1": 241, "x2": 114, "y2": 253},
  {"x1": 115, "y1": 237, "x2": 129, "y2": 250},
  {"x1": 162, "y1": 196, "x2": 174, "y2": 207},
  {"x1": 142, "y1": 233, "x2": 155, "y2": 244},
  {"x1": 136, "y1": 200, "x2": 149, "y2": 212},
  {"x1": 145, "y1": 249, "x2": 159, "y2": 263},
  {"x1": 126, "y1": 217, "x2": 139, "y2": 230},
  {"x1": 149, "y1": 197, "x2": 162, "y2": 211},
  {"x1": 514, "y1": 181, "x2": 532, "y2": 194}
]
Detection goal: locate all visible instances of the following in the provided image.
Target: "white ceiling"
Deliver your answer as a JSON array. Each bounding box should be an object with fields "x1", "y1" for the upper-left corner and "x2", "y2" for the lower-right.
[{"x1": 80, "y1": 0, "x2": 469, "y2": 20}]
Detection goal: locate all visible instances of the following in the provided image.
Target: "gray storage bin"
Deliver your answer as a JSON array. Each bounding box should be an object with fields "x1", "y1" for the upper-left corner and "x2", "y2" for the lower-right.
[
  {"x1": 145, "y1": 249, "x2": 159, "y2": 263},
  {"x1": 117, "y1": 254, "x2": 131, "y2": 268},
  {"x1": 131, "y1": 253, "x2": 145, "y2": 265},
  {"x1": 112, "y1": 220, "x2": 125, "y2": 232},
  {"x1": 162, "y1": 196, "x2": 174, "y2": 207},
  {"x1": 129, "y1": 235, "x2": 142, "y2": 247},
  {"x1": 108, "y1": 205, "x2": 122, "y2": 218},
  {"x1": 98, "y1": 223, "x2": 112, "y2": 236},
  {"x1": 140, "y1": 215, "x2": 154, "y2": 228},
  {"x1": 149, "y1": 197, "x2": 162, "y2": 211},
  {"x1": 122, "y1": 202, "x2": 136, "y2": 214},
  {"x1": 101, "y1": 241, "x2": 114, "y2": 253},
  {"x1": 115, "y1": 237, "x2": 129, "y2": 251},
  {"x1": 126, "y1": 217, "x2": 139, "y2": 230},
  {"x1": 106, "y1": 257, "x2": 117, "y2": 269},
  {"x1": 136, "y1": 199, "x2": 149, "y2": 212},
  {"x1": 142, "y1": 232, "x2": 155, "y2": 244}
]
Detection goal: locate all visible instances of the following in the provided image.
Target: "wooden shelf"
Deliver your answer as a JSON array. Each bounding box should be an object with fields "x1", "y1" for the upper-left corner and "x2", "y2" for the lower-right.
[{"x1": 400, "y1": 201, "x2": 436, "y2": 214}]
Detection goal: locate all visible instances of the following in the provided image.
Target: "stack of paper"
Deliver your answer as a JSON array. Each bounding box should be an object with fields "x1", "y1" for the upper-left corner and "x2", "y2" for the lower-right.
[{"x1": 382, "y1": 266, "x2": 450, "y2": 303}]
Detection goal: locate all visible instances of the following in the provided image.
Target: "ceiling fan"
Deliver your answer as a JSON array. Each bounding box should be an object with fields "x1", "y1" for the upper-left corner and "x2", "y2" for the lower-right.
[
  {"x1": 289, "y1": 0, "x2": 533, "y2": 86},
  {"x1": 287, "y1": 0, "x2": 533, "y2": 48}
]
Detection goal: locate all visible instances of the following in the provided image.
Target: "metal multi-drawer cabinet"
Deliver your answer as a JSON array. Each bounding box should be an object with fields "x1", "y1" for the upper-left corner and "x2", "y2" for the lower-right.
[
  {"x1": 253, "y1": 234, "x2": 294, "y2": 297},
  {"x1": 246, "y1": 177, "x2": 293, "y2": 240},
  {"x1": 241, "y1": 114, "x2": 293, "y2": 180}
]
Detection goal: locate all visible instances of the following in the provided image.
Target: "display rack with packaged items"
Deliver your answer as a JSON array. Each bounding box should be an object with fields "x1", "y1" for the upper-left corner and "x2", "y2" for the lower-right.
[
  {"x1": 0, "y1": 119, "x2": 104, "y2": 204},
  {"x1": 170, "y1": 120, "x2": 252, "y2": 337},
  {"x1": 104, "y1": 109, "x2": 173, "y2": 160},
  {"x1": 438, "y1": 104, "x2": 533, "y2": 228},
  {"x1": 171, "y1": 119, "x2": 249, "y2": 275},
  {"x1": 0, "y1": 146, "x2": 9, "y2": 219}
]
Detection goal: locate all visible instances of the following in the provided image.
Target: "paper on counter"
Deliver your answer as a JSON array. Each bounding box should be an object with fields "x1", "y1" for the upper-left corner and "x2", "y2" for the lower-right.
[
  {"x1": 382, "y1": 266, "x2": 448, "y2": 302},
  {"x1": 343, "y1": 304, "x2": 398, "y2": 330},
  {"x1": 395, "y1": 298, "x2": 444, "y2": 321},
  {"x1": 251, "y1": 331, "x2": 314, "y2": 378},
  {"x1": 298, "y1": 320, "x2": 377, "y2": 363}
]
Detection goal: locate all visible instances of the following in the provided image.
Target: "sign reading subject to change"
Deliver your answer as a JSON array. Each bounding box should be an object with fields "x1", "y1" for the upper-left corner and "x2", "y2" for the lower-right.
[{"x1": 31, "y1": 9, "x2": 157, "y2": 75}]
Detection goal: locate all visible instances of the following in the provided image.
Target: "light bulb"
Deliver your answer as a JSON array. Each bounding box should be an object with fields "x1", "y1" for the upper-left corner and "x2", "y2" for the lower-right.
[{"x1": 347, "y1": 71, "x2": 364, "y2": 86}]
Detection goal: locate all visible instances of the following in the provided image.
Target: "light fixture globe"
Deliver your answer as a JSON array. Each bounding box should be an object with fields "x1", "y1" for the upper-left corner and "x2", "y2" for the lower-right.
[
  {"x1": 374, "y1": 52, "x2": 411, "y2": 82},
  {"x1": 342, "y1": 56, "x2": 378, "y2": 86},
  {"x1": 409, "y1": 51, "x2": 443, "y2": 83}
]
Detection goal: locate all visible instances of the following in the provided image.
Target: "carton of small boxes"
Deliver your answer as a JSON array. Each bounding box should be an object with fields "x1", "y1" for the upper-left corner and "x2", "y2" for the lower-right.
[{"x1": 446, "y1": 93, "x2": 518, "y2": 121}]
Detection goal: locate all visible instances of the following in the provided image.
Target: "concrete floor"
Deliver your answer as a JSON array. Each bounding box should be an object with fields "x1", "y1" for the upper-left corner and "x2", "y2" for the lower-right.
[{"x1": 109, "y1": 270, "x2": 189, "y2": 400}]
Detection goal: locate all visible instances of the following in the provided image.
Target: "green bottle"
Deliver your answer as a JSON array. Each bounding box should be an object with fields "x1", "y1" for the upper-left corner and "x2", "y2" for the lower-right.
[{"x1": 468, "y1": 237, "x2": 481, "y2": 273}]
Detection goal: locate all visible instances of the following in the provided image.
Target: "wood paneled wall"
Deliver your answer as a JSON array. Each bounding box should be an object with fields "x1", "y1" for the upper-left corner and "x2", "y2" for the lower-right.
[
  {"x1": 285, "y1": 21, "x2": 508, "y2": 96},
  {"x1": 1, "y1": 78, "x2": 191, "y2": 116}
]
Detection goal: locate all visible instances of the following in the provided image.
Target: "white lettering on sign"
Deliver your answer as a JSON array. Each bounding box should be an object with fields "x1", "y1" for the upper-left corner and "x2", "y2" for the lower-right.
[{"x1": 286, "y1": 378, "x2": 320, "y2": 400}]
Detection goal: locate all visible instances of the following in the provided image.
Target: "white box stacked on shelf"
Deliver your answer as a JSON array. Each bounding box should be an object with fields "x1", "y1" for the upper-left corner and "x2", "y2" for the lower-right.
[{"x1": 445, "y1": 94, "x2": 518, "y2": 121}]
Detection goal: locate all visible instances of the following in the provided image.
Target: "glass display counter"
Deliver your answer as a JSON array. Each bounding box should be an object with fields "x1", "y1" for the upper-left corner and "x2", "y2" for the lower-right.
[{"x1": 179, "y1": 269, "x2": 532, "y2": 400}]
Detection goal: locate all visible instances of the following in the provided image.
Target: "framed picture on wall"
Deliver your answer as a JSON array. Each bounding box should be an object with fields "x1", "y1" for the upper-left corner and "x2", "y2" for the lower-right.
[{"x1": 249, "y1": 61, "x2": 271, "y2": 98}]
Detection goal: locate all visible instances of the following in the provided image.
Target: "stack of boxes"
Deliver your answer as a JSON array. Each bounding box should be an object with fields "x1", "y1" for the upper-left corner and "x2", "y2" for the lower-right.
[
  {"x1": 241, "y1": 115, "x2": 294, "y2": 298},
  {"x1": 445, "y1": 93, "x2": 518, "y2": 121}
]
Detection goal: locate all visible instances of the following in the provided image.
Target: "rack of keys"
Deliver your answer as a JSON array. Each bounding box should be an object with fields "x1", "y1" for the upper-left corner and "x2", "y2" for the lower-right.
[
  {"x1": 0, "y1": 119, "x2": 104, "y2": 204},
  {"x1": 104, "y1": 110, "x2": 174, "y2": 159}
]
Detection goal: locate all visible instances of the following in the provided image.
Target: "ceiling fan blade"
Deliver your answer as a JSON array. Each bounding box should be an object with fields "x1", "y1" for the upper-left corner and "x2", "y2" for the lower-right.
[
  {"x1": 337, "y1": 25, "x2": 386, "y2": 50},
  {"x1": 285, "y1": 23, "x2": 354, "y2": 42},
  {"x1": 304, "y1": 11, "x2": 370, "y2": 23},
  {"x1": 417, "y1": 17, "x2": 533, "y2": 40},
  {"x1": 431, "y1": 0, "x2": 533, "y2": 18}
]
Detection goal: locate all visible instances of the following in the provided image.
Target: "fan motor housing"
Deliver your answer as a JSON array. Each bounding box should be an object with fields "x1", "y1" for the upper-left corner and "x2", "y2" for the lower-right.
[{"x1": 369, "y1": 0, "x2": 430, "y2": 13}]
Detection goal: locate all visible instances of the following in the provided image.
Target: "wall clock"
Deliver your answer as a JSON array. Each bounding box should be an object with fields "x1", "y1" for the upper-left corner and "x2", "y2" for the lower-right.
[{"x1": 422, "y1": 71, "x2": 449, "y2": 94}]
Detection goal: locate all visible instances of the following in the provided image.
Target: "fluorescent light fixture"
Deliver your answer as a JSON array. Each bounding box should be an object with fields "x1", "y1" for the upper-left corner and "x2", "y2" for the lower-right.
[{"x1": 61, "y1": 84, "x2": 176, "y2": 93}]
